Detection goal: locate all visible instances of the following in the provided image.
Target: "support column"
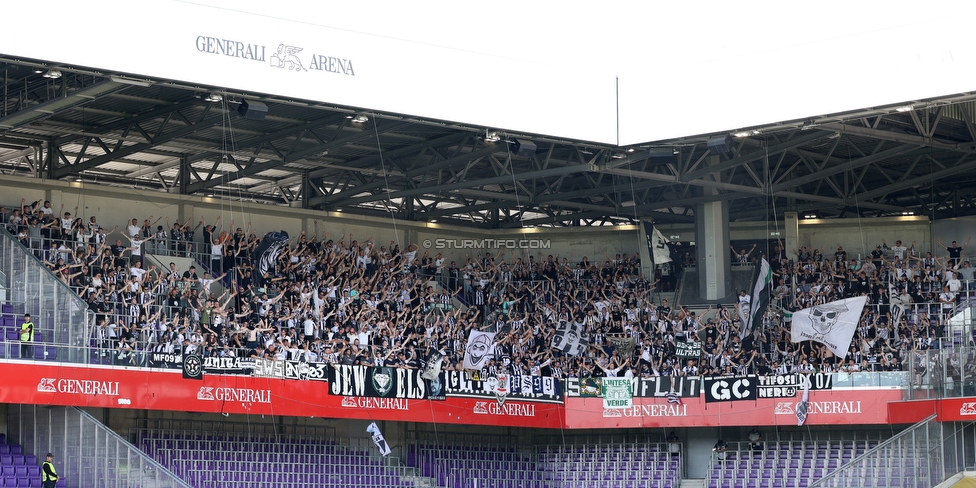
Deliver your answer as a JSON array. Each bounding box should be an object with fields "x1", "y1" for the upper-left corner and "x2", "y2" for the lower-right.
[
  {"x1": 695, "y1": 200, "x2": 730, "y2": 300},
  {"x1": 45, "y1": 189, "x2": 63, "y2": 207},
  {"x1": 784, "y1": 212, "x2": 799, "y2": 261},
  {"x1": 177, "y1": 155, "x2": 190, "y2": 195},
  {"x1": 179, "y1": 204, "x2": 194, "y2": 227},
  {"x1": 44, "y1": 138, "x2": 55, "y2": 179},
  {"x1": 300, "y1": 170, "x2": 313, "y2": 209}
]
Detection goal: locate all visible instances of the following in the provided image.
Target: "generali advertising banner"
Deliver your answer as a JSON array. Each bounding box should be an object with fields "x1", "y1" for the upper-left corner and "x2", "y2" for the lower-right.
[
  {"x1": 564, "y1": 388, "x2": 904, "y2": 428},
  {"x1": 0, "y1": 362, "x2": 912, "y2": 428},
  {"x1": 0, "y1": 363, "x2": 562, "y2": 429}
]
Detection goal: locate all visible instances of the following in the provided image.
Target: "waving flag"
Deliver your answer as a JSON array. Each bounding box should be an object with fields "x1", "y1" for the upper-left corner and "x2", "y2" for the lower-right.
[
  {"x1": 738, "y1": 258, "x2": 771, "y2": 340},
  {"x1": 796, "y1": 374, "x2": 811, "y2": 426},
  {"x1": 252, "y1": 231, "x2": 289, "y2": 288},
  {"x1": 791, "y1": 296, "x2": 868, "y2": 359},
  {"x1": 366, "y1": 422, "x2": 391, "y2": 456},
  {"x1": 462, "y1": 330, "x2": 496, "y2": 370}
]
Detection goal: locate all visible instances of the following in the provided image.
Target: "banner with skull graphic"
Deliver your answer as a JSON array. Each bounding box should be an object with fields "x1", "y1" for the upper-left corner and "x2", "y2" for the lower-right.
[
  {"x1": 462, "y1": 330, "x2": 496, "y2": 370},
  {"x1": 790, "y1": 296, "x2": 867, "y2": 359}
]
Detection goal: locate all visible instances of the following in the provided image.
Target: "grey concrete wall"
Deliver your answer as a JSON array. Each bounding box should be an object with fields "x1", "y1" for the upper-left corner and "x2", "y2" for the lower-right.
[{"x1": 0, "y1": 176, "x2": 941, "y2": 266}]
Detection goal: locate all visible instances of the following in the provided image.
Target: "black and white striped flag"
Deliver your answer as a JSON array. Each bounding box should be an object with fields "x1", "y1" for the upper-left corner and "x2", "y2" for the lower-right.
[
  {"x1": 796, "y1": 374, "x2": 811, "y2": 426},
  {"x1": 666, "y1": 391, "x2": 682, "y2": 405},
  {"x1": 366, "y1": 422, "x2": 391, "y2": 457}
]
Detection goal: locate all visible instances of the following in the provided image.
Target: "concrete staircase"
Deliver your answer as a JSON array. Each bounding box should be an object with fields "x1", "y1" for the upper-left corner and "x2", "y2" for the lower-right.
[{"x1": 680, "y1": 479, "x2": 706, "y2": 488}]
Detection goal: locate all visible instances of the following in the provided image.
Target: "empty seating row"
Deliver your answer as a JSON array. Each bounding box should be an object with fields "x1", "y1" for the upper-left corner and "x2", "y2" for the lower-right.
[
  {"x1": 0, "y1": 456, "x2": 36, "y2": 468},
  {"x1": 143, "y1": 429, "x2": 413, "y2": 488},
  {"x1": 550, "y1": 481, "x2": 676, "y2": 488},
  {"x1": 0, "y1": 467, "x2": 39, "y2": 479}
]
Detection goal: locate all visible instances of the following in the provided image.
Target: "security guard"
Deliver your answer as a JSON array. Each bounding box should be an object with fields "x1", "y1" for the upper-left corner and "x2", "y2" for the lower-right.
[
  {"x1": 20, "y1": 313, "x2": 34, "y2": 359},
  {"x1": 42, "y1": 452, "x2": 58, "y2": 488}
]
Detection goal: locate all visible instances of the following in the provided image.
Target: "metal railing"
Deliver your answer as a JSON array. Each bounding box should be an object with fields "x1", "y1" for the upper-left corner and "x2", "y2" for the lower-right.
[
  {"x1": 810, "y1": 414, "x2": 941, "y2": 488},
  {"x1": 8, "y1": 405, "x2": 191, "y2": 488},
  {"x1": 0, "y1": 225, "x2": 94, "y2": 361}
]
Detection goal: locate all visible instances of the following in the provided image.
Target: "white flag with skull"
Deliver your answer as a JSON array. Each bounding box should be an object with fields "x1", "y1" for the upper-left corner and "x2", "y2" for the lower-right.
[{"x1": 791, "y1": 296, "x2": 867, "y2": 360}]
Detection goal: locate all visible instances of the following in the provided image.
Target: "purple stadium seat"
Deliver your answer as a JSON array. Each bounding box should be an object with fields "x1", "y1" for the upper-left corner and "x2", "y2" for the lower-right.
[
  {"x1": 1, "y1": 305, "x2": 12, "y2": 315},
  {"x1": 13, "y1": 466, "x2": 26, "y2": 477},
  {"x1": 4, "y1": 329, "x2": 17, "y2": 341},
  {"x1": 1, "y1": 455, "x2": 12, "y2": 465}
]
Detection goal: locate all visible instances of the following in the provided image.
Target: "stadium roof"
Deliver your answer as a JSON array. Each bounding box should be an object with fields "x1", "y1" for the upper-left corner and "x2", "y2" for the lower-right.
[{"x1": 2, "y1": 4, "x2": 976, "y2": 228}]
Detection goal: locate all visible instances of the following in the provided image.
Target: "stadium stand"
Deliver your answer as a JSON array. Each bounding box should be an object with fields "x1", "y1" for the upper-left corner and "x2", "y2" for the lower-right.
[
  {"x1": 2, "y1": 198, "x2": 976, "y2": 488},
  {"x1": 2, "y1": 197, "x2": 972, "y2": 385}
]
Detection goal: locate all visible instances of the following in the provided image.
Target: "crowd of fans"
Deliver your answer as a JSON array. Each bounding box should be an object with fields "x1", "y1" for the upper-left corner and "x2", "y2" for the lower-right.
[{"x1": 1, "y1": 197, "x2": 973, "y2": 386}]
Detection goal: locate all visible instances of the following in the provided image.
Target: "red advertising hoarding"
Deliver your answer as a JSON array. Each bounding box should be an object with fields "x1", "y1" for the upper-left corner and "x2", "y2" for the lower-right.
[
  {"x1": 0, "y1": 363, "x2": 564, "y2": 429},
  {"x1": 564, "y1": 389, "x2": 905, "y2": 428},
  {"x1": 0, "y1": 362, "x2": 917, "y2": 428}
]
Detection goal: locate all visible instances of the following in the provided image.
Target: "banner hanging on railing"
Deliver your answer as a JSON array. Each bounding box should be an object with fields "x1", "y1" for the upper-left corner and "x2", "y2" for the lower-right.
[
  {"x1": 328, "y1": 364, "x2": 431, "y2": 399},
  {"x1": 565, "y1": 376, "x2": 699, "y2": 398},
  {"x1": 443, "y1": 371, "x2": 562, "y2": 403},
  {"x1": 147, "y1": 352, "x2": 254, "y2": 375},
  {"x1": 0, "y1": 361, "x2": 913, "y2": 428},
  {"x1": 252, "y1": 358, "x2": 329, "y2": 382}
]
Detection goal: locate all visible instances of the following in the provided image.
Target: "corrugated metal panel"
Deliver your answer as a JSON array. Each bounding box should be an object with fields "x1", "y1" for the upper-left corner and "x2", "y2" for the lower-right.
[{"x1": 940, "y1": 101, "x2": 976, "y2": 124}]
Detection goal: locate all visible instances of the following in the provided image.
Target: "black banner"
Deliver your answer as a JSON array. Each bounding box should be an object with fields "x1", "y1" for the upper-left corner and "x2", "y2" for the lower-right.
[
  {"x1": 444, "y1": 371, "x2": 563, "y2": 404},
  {"x1": 202, "y1": 356, "x2": 254, "y2": 375},
  {"x1": 252, "y1": 358, "x2": 329, "y2": 381},
  {"x1": 757, "y1": 373, "x2": 833, "y2": 398},
  {"x1": 565, "y1": 376, "x2": 700, "y2": 398},
  {"x1": 182, "y1": 353, "x2": 203, "y2": 380},
  {"x1": 148, "y1": 352, "x2": 253, "y2": 375},
  {"x1": 329, "y1": 364, "x2": 430, "y2": 399},
  {"x1": 704, "y1": 375, "x2": 758, "y2": 403},
  {"x1": 147, "y1": 352, "x2": 183, "y2": 369},
  {"x1": 252, "y1": 230, "x2": 289, "y2": 288}
]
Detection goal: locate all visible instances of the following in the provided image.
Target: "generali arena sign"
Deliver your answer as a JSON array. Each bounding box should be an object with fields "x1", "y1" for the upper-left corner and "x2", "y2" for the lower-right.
[{"x1": 0, "y1": 362, "x2": 907, "y2": 428}]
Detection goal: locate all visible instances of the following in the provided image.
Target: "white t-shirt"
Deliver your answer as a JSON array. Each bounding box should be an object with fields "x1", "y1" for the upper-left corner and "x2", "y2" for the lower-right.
[
  {"x1": 131, "y1": 237, "x2": 145, "y2": 256},
  {"x1": 891, "y1": 245, "x2": 908, "y2": 260},
  {"x1": 947, "y1": 277, "x2": 962, "y2": 293}
]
